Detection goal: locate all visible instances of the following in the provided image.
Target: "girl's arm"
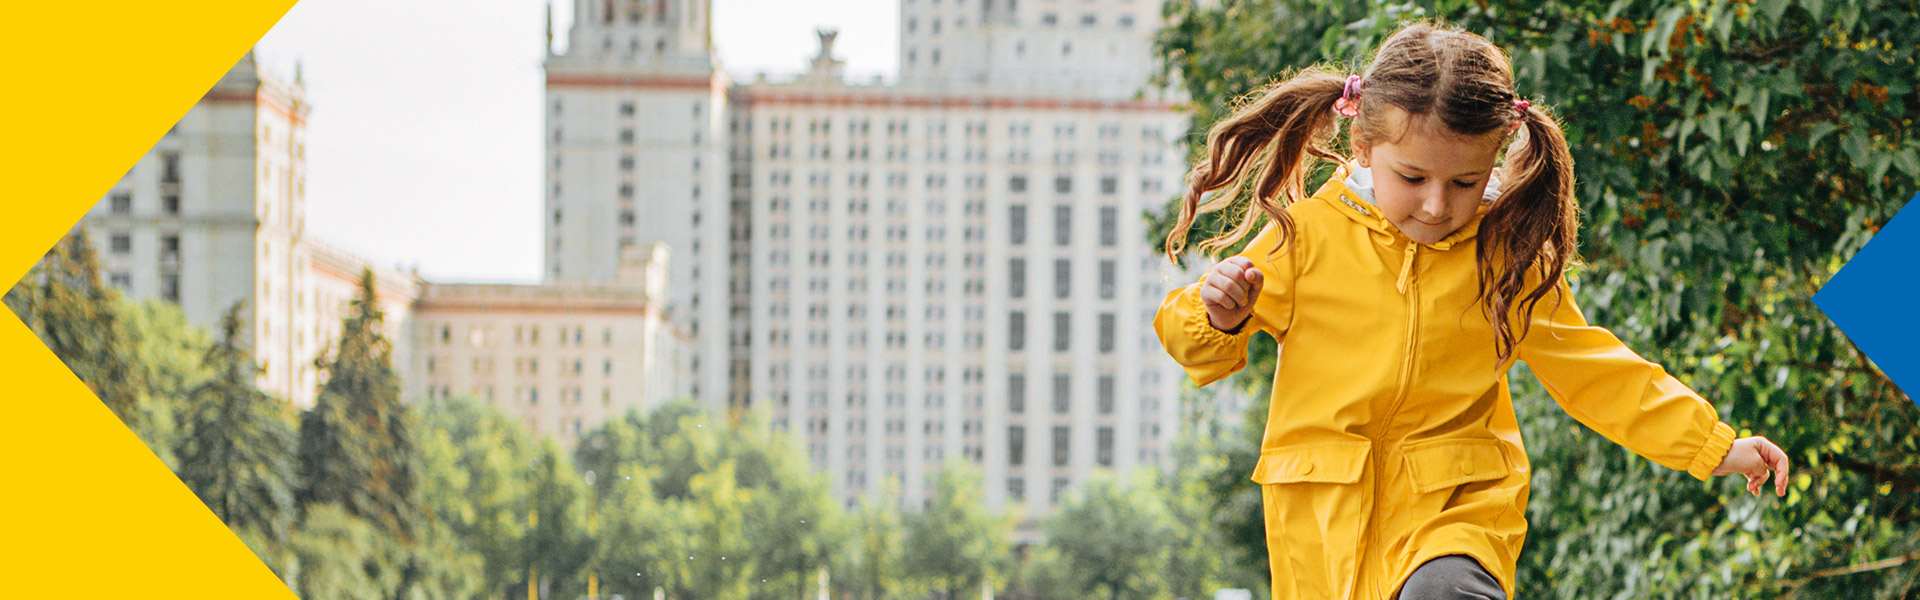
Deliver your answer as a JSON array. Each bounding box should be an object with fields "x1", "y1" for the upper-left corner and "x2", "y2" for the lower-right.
[
  {"x1": 1153, "y1": 221, "x2": 1298, "y2": 388},
  {"x1": 1514, "y1": 275, "x2": 1740, "y2": 482}
]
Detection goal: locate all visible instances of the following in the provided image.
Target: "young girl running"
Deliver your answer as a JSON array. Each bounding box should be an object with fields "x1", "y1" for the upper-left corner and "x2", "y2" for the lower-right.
[{"x1": 1153, "y1": 21, "x2": 1791, "y2": 600}]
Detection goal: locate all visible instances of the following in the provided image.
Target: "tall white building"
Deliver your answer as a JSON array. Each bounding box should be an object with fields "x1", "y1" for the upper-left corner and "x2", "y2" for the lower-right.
[
  {"x1": 543, "y1": 0, "x2": 730, "y2": 411},
  {"x1": 544, "y1": 1, "x2": 1201, "y2": 537},
  {"x1": 729, "y1": 41, "x2": 1191, "y2": 535},
  {"x1": 895, "y1": 0, "x2": 1163, "y2": 97},
  {"x1": 82, "y1": 52, "x2": 688, "y2": 442},
  {"x1": 544, "y1": 1, "x2": 1197, "y2": 523},
  {"x1": 81, "y1": 53, "x2": 416, "y2": 408}
]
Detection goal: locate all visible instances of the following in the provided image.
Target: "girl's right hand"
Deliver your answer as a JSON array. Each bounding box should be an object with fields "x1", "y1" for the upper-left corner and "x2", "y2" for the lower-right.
[{"x1": 1201, "y1": 256, "x2": 1264, "y2": 333}]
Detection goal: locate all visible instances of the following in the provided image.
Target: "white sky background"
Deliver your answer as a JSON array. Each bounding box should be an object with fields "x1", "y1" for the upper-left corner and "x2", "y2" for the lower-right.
[{"x1": 253, "y1": 0, "x2": 899, "y2": 283}]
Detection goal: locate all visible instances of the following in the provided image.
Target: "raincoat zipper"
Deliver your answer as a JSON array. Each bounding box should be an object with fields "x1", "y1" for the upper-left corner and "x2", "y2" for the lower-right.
[{"x1": 1363, "y1": 239, "x2": 1421, "y2": 599}]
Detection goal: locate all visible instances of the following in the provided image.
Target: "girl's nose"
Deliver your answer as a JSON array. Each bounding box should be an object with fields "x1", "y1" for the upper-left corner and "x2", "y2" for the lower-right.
[{"x1": 1421, "y1": 192, "x2": 1448, "y2": 219}]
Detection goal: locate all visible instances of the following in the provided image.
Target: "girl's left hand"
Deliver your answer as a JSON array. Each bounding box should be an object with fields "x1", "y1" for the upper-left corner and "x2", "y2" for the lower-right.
[{"x1": 1711, "y1": 436, "x2": 1790, "y2": 497}]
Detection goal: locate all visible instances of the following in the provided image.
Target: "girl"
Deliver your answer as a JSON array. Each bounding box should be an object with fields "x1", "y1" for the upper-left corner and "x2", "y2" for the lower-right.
[{"x1": 1152, "y1": 21, "x2": 1791, "y2": 600}]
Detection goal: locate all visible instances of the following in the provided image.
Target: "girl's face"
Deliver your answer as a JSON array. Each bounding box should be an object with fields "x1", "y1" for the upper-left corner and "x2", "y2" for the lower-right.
[{"x1": 1354, "y1": 108, "x2": 1506, "y2": 244}]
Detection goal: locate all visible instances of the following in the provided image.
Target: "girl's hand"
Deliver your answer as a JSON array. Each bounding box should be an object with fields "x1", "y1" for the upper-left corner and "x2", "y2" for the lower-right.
[
  {"x1": 1711, "y1": 436, "x2": 1790, "y2": 497},
  {"x1": 1201, "y1": 256, "x2": 1264, "y2": 333}
]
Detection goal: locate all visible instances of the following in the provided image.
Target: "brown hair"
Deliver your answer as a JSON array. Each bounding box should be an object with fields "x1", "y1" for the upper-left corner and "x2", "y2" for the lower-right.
[{"x1": 1164, "y1": 20, "x2": 1579, "y2": 363}]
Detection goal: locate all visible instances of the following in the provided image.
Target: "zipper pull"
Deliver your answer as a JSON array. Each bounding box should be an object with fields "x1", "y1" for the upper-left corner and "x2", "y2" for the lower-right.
[{"x1": 1396, "y1": 241, "x2": 1417, "y2": 294}]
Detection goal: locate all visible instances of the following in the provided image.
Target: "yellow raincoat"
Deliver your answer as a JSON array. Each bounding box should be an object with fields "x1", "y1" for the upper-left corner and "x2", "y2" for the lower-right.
[{"x1": 1153, "y1": 167, "x2": 1737, "y2": 600}]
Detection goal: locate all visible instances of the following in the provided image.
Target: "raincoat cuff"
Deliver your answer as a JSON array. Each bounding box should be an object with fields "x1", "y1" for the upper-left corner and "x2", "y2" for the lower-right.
[
  {"x1": 1184, "y1": 288, "x2": 1256, "y2": 347},
  {"x1": 1685, "y1": 420, "x2": 1737, "y2": 481}
]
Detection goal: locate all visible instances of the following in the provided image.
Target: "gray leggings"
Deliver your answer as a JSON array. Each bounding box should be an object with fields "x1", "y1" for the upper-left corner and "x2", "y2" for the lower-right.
[{"x1": 1394, "y1": 555, "x2": 1506, "y2": 600}]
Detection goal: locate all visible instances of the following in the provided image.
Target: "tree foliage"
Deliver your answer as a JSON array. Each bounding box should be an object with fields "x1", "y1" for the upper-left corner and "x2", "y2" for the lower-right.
[{"x1": 1151, "y1": 0, "x2": 1920, "y2": 596}]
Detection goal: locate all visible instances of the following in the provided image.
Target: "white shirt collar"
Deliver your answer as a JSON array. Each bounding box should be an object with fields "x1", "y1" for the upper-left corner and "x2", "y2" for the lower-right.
[{"x1": 1341, "y1": 164, "x2": 1505, "y2": 205}]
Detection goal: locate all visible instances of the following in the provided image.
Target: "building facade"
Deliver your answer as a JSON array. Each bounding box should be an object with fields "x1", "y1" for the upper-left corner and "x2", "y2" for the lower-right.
[
  {"x1": 82, "y1": 53, "x2": 416, "y2": 408},
  {"x1": 82, "y1": 53, "x2": 686, "y2": 435},
  {"x1": 542, "y1": 0, "x2": 729, "y2": 410},
  {"x1": 407, "y1": 243, "x2": 683, "y2": 448},
  {"x1": 541, "y1": 0, "x2": 1203, "y2": 538}
]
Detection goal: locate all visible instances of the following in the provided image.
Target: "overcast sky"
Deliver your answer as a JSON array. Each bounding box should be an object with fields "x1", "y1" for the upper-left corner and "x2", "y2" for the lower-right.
[{"x1": 252, "y1": 0, "x2": 898, "y2": 283}]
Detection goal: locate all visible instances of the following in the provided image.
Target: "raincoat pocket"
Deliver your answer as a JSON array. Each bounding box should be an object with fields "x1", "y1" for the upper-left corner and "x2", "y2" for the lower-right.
[
  {"x1": 1400, "y1": 438, "x2": 1509, "y2": 493},
  {"x1": 1253, "y1": 441, "x2": 1373, "y2": 600},
  {"x1": 1388, "y1": 437, "x2": 1519, "y2": 586}
]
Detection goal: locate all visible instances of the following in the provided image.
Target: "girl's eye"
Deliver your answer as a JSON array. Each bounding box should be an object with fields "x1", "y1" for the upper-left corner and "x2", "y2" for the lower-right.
[
  {"x1": 1453, "y1": 180, "x2": 1478, "y2": 189},
  {"x1": 1400, "y1": 175, "x2": 1425, "y2": 184}
]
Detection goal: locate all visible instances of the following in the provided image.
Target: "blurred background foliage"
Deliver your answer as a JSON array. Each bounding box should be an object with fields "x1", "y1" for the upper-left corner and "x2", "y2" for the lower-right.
[{"x1": 1149, "y1": 0, "x2": 1919, "y2": 597}]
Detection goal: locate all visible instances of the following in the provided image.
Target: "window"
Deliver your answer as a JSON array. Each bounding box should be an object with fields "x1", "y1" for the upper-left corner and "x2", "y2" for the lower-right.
[
  {"x1": 1054, "y1": 205, "x2": 1072, "y2": 245},
  {"x1": 1098, "y1": 374, "x2": 1115, "y2": 414},
  {"x1": 161, "y1": 273, "x2": 179, "y2": 302},
  {"x1": 1054, "y1": 312, "x2": 1070, "y2": 352},
  {"x1": 1098, "y1": 313, "x2": 1115, "y2": 353},
  {"x1": 1009, "y1": 374, "x2": 1026, "y2": 414},
  {"x1": 1009, "y1": 175, "x2": 1027, "y2": 192},
  {"x1": 1100, "y1": 206, "x2": 1118, "y2": 246},
  {"x1": 1053, "y1": 373, "x2": 1070, "y2": 414},
  {"x1": 109, "y1": 233, "x2": 131, "y2": 254},
  {"x1": 1054, "y1": 175, "x2": 1072, "y2": 194},
  {"x1": 1009, "y1": 204, "x2": 1028, "y2": 245},
  {"x1": 110, "y1": 192, "x2": 131, "y2": 214},
  {"x1": 1009, "y1": 311, "x2": 1025, "y2": 351},
  {"x1": 162, "y1": 195, "x2": 180, "y2": 215},
  {"x1": 161, "y1": 152, "x2": 180, "y2": 184},
  {"x1": 1009, "y1": 426, "x2": 1026, "y2": 466},
  {"x1": 1008, "y1": 477, "x2": 1025, "y2": 501},
  {"x1": 1099, "y1": 260, "x2": 1116, "y2": 299},
  {"x1": 1097, "y1": 426, "x2": 1114, "y2": 466},
  {"x1": 1052, "y1": 426, "x2": 1070, "y2": 466},
  {"x1": 1053, "y1": 259, "x2": 1070, "y2": 298},
  {"x1": 1009, "y1": 258, "x2": 1026, "y2": 298}
]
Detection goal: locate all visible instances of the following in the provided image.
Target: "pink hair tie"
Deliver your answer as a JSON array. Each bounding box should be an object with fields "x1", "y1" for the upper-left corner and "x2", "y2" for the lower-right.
[
  {"x1": 1513, "y1": 99, "x2": 1530, "y2": 115},
  {"x1": 1334, "y1": 75, "x2": 1364, "y2": 118}
]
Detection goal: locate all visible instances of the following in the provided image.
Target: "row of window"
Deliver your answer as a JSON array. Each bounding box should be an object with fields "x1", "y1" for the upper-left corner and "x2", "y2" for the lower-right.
[
  {"x1": 422, "y1": 355, "x2": 619, "y2": 378},
  {"x1": 1007, "y1": 425, "x2": 1121, "y2": 469},
  {"x1": 1007, "y1": 311, "x2": 1119, "y2": 353}
]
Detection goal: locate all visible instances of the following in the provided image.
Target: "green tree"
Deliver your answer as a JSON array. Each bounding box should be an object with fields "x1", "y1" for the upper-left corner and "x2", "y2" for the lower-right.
[
  {"x1": 1151, "y1": 0, "x2": 1920, "y2": 597},
  {"x1": 416, "y1": 396, "x2": 540, "y2": 599},
  {"x1": 837, "y1": 475, "x2": 908, "y2": 600},
  {"x1": 1042, "y1": 469, "x2": 1176, "y2": 600},
  {"x1": 121, "y1": 297, "x2": 215, "y2": 470},
  {"x1": 286, "y1": 503, "x2": 408, "y2": 600},
  {"x1": 902, "y1": 457, "x2": 1016, "y2": 599},
  {"x1": 526, "y1": 439, "x2": 595, "y2": 600},
  {"x1": 295, "y1": 268, "x2": 422, "y2": 599},
  {"x1": 737, "y1": 407, "x2": 847, "y2": 600},
  {"x1": 5, "y1": 234, "x2": 150, "y2": 439},
  {"x1": 175, "y1": 301, "x2": 299, "y2": 549}
]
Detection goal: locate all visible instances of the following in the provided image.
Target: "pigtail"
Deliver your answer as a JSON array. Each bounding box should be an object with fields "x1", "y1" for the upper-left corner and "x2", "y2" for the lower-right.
[
  {"x1": 1477, "y1": 101, "x2": 1580, "y2": 363},
  {"x1": 1164, "y1": 67, "x2": 1349, "y2": 268}
]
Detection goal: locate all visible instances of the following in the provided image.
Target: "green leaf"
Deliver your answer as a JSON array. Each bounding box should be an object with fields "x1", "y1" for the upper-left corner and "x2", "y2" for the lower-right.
[
  {"x1": 1842, "y1": 131, "x2": 1870, "y2": 164},
  {"x1": 1895, "y1": 148, "x2": 1920, "y2": 176},
  {"x1": 1702, "y1": 111, "x2": 1724, "y2": 145},
  {"x1": 1712, "y1": 2, "x2": 1735, "y2": 45},
  {"x1": 1869, "y1": 154, "x2": 1894, "y2": 186},
  {"x1": 1734, "y1": 122, "x2": 1752, "y2": 156},
  {"x1": 1804, "y1": 0, "x2": 1827, "y2": 20},
  {"x1": 1758, "y1": 0, "x2": 1789, "y2": 25},
  {"x1": 1807, "y1": 122, "x2": 1839, "y2": 147},
  {"x1": 1647, "y1": 6, "x2": 1689, "y2": 57},
  {"x1": 1753, "y1": 89, "x2": 1771, "y2": 131}
]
